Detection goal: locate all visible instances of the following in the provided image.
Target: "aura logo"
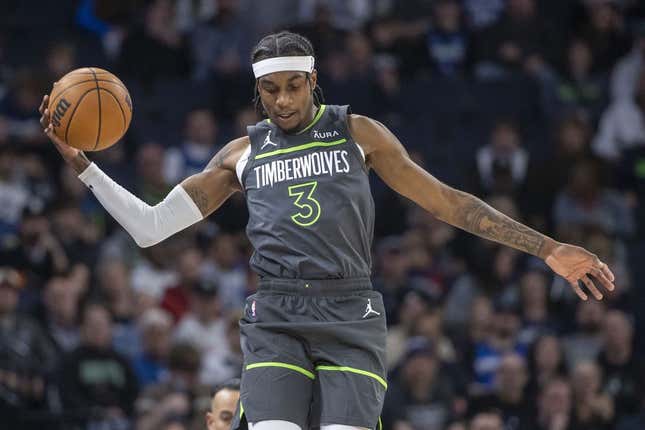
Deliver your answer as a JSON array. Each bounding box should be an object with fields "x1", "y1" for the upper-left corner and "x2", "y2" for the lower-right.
[{"x1": 312, "y1": 130, "x2": 339, "y2": 139}]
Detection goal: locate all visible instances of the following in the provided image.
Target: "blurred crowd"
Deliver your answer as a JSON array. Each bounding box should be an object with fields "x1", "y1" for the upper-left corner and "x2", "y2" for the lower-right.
[{"x1": 1, "y1": 0, "x2": 645, "y2": 429}]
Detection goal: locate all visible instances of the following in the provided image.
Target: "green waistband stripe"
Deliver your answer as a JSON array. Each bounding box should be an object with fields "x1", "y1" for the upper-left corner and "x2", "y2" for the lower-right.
[
  {"x1": 255, "y1": 138, "x2": 347, "y2": 160},
  {"x1": 297, "y1": 104, "x2": 326, "y2": 134},
  {"x1": 246, "y1": 362, "x2": 315, "y2": 380},
  {"x1": 315, "y1": 365, "x2": 388, "y2": 389}
]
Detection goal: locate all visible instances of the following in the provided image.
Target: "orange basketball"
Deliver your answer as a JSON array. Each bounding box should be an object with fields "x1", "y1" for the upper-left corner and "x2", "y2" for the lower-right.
[{"x1": 48, "y1": 67, "x2": 132, "y2": 151}]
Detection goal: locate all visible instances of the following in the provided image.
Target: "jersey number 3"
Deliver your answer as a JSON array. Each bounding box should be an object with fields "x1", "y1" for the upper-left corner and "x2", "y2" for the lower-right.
[{"x1": 288, "y1": 181, "x2": 321, "y2": 227}]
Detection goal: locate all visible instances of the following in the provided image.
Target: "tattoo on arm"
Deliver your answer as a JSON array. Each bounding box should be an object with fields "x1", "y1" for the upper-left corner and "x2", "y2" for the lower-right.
[
  {"x1": 206, "y1": 144, "x2": 234, "y2": 170},
  {"x1": 449, "y1": 190, "x2": 546, "y2": 257},
  {"x1": 183, "y1": 184, "x2": 210, "y2": 216}
]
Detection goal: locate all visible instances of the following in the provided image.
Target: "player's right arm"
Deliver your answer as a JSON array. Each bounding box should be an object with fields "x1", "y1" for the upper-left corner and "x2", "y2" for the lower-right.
[{"x1": 39, "y1": 95, "x2": 247, "y2": 248}]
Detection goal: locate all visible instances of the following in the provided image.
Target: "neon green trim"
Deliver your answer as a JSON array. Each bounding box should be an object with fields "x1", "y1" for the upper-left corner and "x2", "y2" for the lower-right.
[
  {"x1": 288, "y1": 181, "x2": 321, "y2": 227},
  {"x1": 255, "y1": 138, "x2": 346, "y2": 160},
  {"x1": 315, "y1": 365, "x2": 388, "y2": 389},
  {"x1": 378, "y1": 416, "x2": 383, "y2": 430},
  {"x1": 246, "y1": 362, "x2": 315, "y2": 380},
  {"x1": 239, "y1": 401, "x2": 244, "y2": 419},
  {"x1": 296, "y1": 104, "x2": 326, "y2": 134},
  {"x1": 264, "y1": 104, "x2": 323, "y2": 130}
]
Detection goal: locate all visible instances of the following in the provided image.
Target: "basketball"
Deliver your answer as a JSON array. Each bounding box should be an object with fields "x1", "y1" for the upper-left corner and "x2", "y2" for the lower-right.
[{"x1": 48, "y1": 67, "x2": 132, "y2": 151}]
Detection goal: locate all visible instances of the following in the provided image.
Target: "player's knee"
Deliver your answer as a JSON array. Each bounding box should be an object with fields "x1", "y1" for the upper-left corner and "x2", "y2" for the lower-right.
[
  {"x1": 321, "y1": 425, "x2": 370, "y2": 430},
  {"x1": 249, "y1": 420, "x2": 302, "y2": 430}
]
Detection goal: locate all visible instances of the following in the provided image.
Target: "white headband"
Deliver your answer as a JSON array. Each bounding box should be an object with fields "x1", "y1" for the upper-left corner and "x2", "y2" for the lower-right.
[{"x1": 252, "y1": 56, "x2": 315, "y2": 78}]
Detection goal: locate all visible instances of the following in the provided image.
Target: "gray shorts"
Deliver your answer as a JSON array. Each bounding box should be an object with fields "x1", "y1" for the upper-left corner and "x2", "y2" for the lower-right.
[{"x1": 231, "y1": 277, "x2": 387, "y2": 430}]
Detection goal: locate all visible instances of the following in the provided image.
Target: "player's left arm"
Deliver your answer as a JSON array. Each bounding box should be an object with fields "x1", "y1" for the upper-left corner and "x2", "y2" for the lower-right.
[{"x1": 348, "y1": 114, "x2": 615, "y2": 300}]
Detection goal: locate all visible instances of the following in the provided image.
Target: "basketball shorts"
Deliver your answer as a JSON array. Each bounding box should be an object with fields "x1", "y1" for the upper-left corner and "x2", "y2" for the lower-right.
[{"x1": 230, "y1": 277, "x2": 387, "y2": 430}]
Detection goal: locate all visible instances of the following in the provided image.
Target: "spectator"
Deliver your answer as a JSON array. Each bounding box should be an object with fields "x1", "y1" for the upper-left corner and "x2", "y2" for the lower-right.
[
  {"x1": 469, "y1": 353, "x2": 532, "y2": 430},
  {"x1": 473, "y1": 0, "x2": 550, "y2": 78},
  {"x1": 373, "y1": 235, "x2": 412, "y2": 325},
  {"x1": 0, "y1": 203, "x2": 69, "y2": 286},
  {"x1": 473, "y1": 119, "x2": 529, "y2": 196},
  {"x1": 469, "y1": 408, "x2": 504, "y2": 430},
  {"x1": 424, "y1": 0, "x2": 470, "y2": 78},
  {"x1": 289, "y1": 3, "x2": 347, "y2": 65},
  {"x1": 45, "y1": 40, "x2": 77, "y2": 84},
  {"x1": 161, "y1": 247, "x2": 204, "y2": 322},
  {"x1": 174, "y1": 278, "x2": 230, "y2": 383},
  {"x1": 118, "y1": 0, "x2": 191, "y2": 82},
  {"x1": 132, "y1": 307, "x2": 173, "y2": 387},
  {"x1": 345, "y1": 31, "x2": 374, "y2": 79},
  {"x1": 206, "y1": 378, "x2": 240, "y2": 430},
  {"x1": 190, "y1": 0, "x2": 252, "y2": 81},
  {"x1": 0, "y1": 267, "x2": 57, "y2": 429},
  {"x1": 383, "y1": 337, "x2": 458, "y2": 430},
  {"x1": 526, "y1": 335, "x2": 567, "y2": 402},
  {"x1": 202, "y1": 233, "x2": 247, "y2": 311},
  {"x1": 517, "y1": 270, "x2": 554, "y2": 345},
  {"x1": 59, "y1": 301, "x2": 139, "y2": 427},
  {"x1": 387, "y1": 288, "x2": 440, "y2": 369},
  {"x1": 562, "y1": 300, "x2": 606, "y2": 369},
  {"x1": 523, "y1": 114, "x2": 595, "y2": 227},
  {"x1": 570, "y1": 361, "x2": 614, "y2": 429},
  {"x1": 136, "y1": 142, "x2": 173, "y2": 205},
  {"x1": 175, "y1": 0, "x2": 216, "y2": 32},
  {"x1": 577, "y1": 0, "x2": 631, "y2": 73},
  {"x1": 413, "y1": 299, "x2": 458, "y2": 364},
  {"x1": 597, "y1": 310, "x2": 644, "y2": 417},
  {"x1": 593, "y1": 68, "x2": 645, "y2": 162},
  {"x1": 462, "y1": 0, "x2": 505, "y2": 30},
  {"x1": 201, "y1": 311, "x2": 244, "y2": 385},
  {"x1": 471, "y1": 298, "x2": 526, "y2": 394},
  {"x1": 610, "y1": 20, "x2": 645, "y2": 100},
  {"x1": 553, "y1": 159, "x2": 634, "y2": 238},
  {"x1": 0, "y1": 70, "x2": 47, "y2": 146},
  {"x1": 50, "y1": 201, "x2": 100, "y2": 266},
  {"x1": 532, "y1": 378, "x2": 573, "y2": 430},
  {"x1": 0, "y1": 145, "x2": 30, "y2": 237},
  {"x1": 551, "y1": 38, "x2": 607, "y2": 121},
  {"x1": 135, "y1": 342, "x2": 211, "y2": 430},
  {"x1": 164, "y1": 109, "x2": 221, "y2": 184},
  {"x1": 41, "y1": 274, "x2": 83, "y2": 354},
  {"x1": 452, "y1": 295, "x2": 494, "y2": 382},
  {"x1": 97, "y1": 258, "x2": 140, "y2": 359}
]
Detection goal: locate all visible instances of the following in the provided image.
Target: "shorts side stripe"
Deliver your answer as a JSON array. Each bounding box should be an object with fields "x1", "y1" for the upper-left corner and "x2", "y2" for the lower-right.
[
  {"x1": 246, "y1": 362, "x2": 316, "y2": 380},
  {"x1": 240, "y1": 401, "x2": 244, "y2": 418},
  {"x1": 315, "y1": 365, "x2": 388, "y2": 389}
]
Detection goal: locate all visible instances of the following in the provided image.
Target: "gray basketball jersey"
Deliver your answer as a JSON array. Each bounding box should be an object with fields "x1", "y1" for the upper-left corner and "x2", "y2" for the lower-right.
[{"x1": 237, "y1": 105, "x2": 374, "y2": 279}]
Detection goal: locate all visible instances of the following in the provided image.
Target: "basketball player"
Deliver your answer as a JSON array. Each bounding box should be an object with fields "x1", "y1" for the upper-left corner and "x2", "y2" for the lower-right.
[
  {"x1": 207, "y1": 379, "x2": 240, "y2": 430},
  {"x1": 39, "y1": 31, "x2": 615, "y2": 430}
]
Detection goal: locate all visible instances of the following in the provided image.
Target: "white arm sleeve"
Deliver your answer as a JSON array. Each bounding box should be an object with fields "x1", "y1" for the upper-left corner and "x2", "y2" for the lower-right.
[{"x1": 78, "y1": 163, "x2": 204, "y2": 248}]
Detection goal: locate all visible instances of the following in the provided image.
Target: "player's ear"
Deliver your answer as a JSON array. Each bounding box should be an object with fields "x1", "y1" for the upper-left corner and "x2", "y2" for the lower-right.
[{"x1": 205, "y1": 412, "x2": 214, "y2": 430}]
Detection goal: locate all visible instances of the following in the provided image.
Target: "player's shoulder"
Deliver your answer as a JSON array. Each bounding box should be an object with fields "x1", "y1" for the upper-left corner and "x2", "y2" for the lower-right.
[
  {"x1": 205, "y1": 136, "x2": 250, "y2": 172},
  {"x1": 347, "y1": 114, "x2": 390, "y2": 140},
  {"x1": 347, "y1": 114, "x2": 398, "y2": 156}
]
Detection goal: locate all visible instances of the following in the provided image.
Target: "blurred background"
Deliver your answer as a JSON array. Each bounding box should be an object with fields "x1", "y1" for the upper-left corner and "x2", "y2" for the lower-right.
[{"x1": 0, "y1": 0, "x2": 644, "y2": 429}]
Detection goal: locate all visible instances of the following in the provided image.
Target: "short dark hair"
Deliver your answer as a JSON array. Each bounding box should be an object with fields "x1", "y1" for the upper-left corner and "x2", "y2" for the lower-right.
[
  {"x1": 251, "y1": 31, "x2": 325, "y2": 117},
  {"x1": 213, "y1": 378, "x2": 241, "y2": 397}
]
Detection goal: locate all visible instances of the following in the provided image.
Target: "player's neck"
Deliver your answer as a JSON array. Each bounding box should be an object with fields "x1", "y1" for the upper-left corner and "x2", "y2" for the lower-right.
[{"x1": 294, "y1": 104, "x2": 318, "y2": 134}]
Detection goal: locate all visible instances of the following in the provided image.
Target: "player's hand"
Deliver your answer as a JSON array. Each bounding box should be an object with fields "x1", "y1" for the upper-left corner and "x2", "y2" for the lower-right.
[
  {"x1": 39, "y1": 94, "x2": 90, "y2": 174},
  {"x1": 545, "y1": 243, "x2": 615, "y2": 301}
]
